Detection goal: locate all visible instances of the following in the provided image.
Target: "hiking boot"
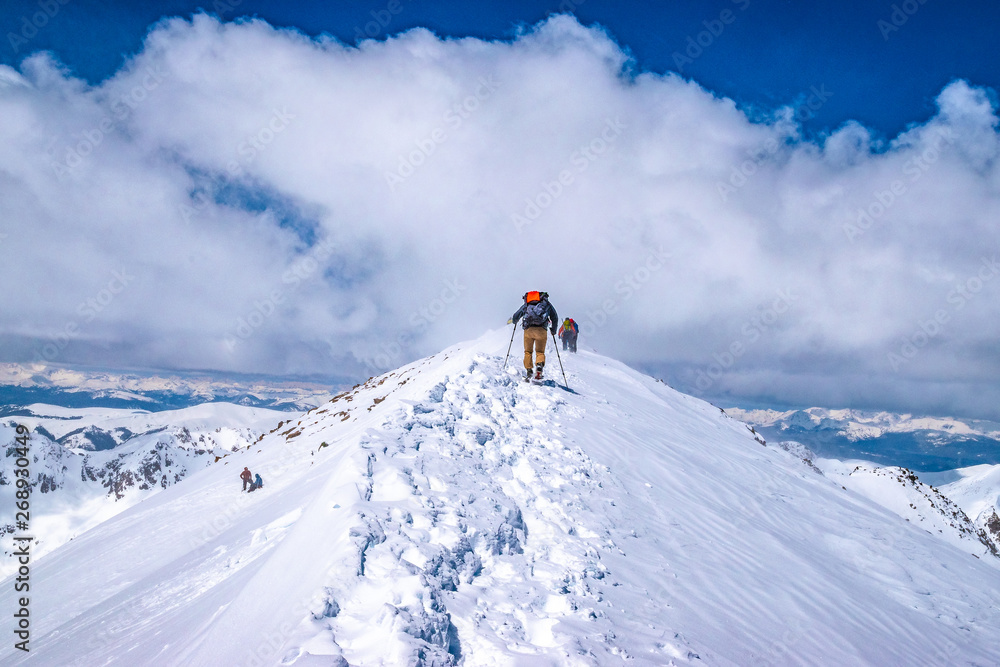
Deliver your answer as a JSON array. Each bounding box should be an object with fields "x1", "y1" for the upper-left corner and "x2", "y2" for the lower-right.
[{"x1": 525, "y1": 369, "x2": 533, "y2": 380}]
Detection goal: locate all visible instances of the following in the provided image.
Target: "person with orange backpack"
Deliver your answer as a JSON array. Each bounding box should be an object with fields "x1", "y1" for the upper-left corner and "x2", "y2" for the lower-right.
[
  {"x1": 511, "y1": 291, "x2": 559, "y2": 381},
  {"x1": 558, "y1": 317, "x2": 579, "y2": 352}
]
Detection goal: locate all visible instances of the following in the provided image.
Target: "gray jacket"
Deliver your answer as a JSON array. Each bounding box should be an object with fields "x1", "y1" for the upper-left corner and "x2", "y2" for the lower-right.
[{"x1": 512, "y1": 299, "x2": 559, "y2": 333}]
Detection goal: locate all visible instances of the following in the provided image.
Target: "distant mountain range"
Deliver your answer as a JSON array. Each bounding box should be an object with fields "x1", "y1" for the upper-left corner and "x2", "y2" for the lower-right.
[
  {"x1": 727, "y1": 406, "x2": 1000, "y2": 472},
  {"x1": 0, "y1": 402, "x2": 289, "y2": 576},
  {"x1": 0, "y1": 362, "x2": 348, "y2": 412}
]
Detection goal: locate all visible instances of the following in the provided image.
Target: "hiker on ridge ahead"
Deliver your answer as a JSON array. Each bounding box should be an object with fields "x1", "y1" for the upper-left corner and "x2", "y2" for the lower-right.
[
  {"x1": 511, "y1": 291, "x2": 559, "y2": 381},
  {"x1": 559, "y1": 317, "x2": 579, "y2": 353}
]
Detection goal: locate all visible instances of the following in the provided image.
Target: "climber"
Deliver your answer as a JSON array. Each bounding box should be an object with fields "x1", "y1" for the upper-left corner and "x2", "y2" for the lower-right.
[
  {"x1": 240, "y1": 466, "x2": 253, "y2": 492},
  {"x1": 558, "y1": 317, "x2": 579, "y2": 353},
  {"x1": 511, "y1": 291, "x2": 559, "y2": 380}
]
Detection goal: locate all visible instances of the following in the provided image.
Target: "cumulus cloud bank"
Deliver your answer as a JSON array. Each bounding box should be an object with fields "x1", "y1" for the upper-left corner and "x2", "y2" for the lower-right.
[{"x1": 1, "y1": 14, "x2": 999, "y2": 417}]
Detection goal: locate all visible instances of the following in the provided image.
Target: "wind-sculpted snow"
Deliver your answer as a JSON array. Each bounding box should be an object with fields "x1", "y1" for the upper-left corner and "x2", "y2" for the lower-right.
[
  {"x1": 308, "y1": 359, "x2": 654, "y2": 664},
  {"x1": 3, "y1": 330, "x2": 1000, "y2": 665}
]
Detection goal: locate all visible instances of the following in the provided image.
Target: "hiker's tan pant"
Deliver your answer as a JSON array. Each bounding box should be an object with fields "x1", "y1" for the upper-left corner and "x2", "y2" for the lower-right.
[{"x1": 523, "y1": 327, "x2": 547, "y2": 370}]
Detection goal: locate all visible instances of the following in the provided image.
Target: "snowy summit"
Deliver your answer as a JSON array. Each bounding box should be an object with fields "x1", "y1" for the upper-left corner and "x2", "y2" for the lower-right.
[{"x1": 3, "y1": 330, "x2": 1000, "y2": 665}]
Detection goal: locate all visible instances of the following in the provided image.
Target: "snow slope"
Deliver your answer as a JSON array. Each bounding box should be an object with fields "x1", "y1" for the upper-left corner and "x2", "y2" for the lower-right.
[
  {"x1": 922, "y1": 464, "x2": 1000, "y2": 520},
  {"x1": 920, "y1": 464, "x2": 1000, "y2": 553},
  {"x1": 0, "y1": 404, "x2": 286, "y2": 577},
  {"x1": 3, "y1": 330, "x2": 1000, "y2": 665},
  {"x1": 816, "y1": 458, "x2": 1000, "y2": 561}
]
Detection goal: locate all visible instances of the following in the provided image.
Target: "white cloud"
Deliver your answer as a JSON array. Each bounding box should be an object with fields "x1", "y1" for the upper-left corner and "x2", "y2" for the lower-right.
[{"x1": 1, "y1": 14, "x2": 999, "y2": 417}]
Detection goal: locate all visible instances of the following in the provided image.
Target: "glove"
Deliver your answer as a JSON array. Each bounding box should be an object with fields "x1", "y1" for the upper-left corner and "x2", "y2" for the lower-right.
[{"x1": 550, "y1": 327, "x2": 557, "y2": 336}]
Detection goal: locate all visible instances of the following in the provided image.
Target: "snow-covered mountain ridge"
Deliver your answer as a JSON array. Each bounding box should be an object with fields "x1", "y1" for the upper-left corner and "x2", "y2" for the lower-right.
[
  {"x1": 923, "y1": 463, "x2": 1000, "y2": 520},
  {"x1": 3, "y1": 330, "x2": 1000, "y2": 665},
  {"x1": 764, "y1": 438, "x2": 1000, "y2": 567},
  {"x1": 816, "y1": 458, "x2": 1000, "y2": 561},
  {"x1": 920, "y1": 463, "x2": 1000, "y2": 551},
  {"x1": 733, "y1": 408, "x2": 1000, "y2": 563},
  {"x1": 1, "y1": 403, "x2": 286, "y2": 577}
]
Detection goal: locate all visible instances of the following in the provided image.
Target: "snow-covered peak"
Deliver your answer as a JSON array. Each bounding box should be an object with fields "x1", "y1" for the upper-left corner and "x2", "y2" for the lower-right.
[{"x1": 3, "y1": 330, "x2": 1000, "y2": 665}]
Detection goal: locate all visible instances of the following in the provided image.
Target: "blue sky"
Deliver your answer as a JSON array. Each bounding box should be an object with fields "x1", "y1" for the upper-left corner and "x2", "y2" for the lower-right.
[
  {"x1": 4, "y1": 0, "x2": 998, "y2": 139},
  {"x1": 2, "y1": 0, "x2": 1000, "y2": 419}
]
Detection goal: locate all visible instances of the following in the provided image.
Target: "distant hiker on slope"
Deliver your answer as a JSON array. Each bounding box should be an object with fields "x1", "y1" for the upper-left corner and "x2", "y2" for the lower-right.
[
  {"x1": 248, "y1": 472, "x2": 265, "y2": 492},
  {"x1": 240, "y1": 466, "x2": 253, "y2": 492},
  {"x1": 558, "y1": 317, "x2": 579, "y2": 353},
  {"x1": 511, "y1": 290, "x2": 559, "y2": 381}
]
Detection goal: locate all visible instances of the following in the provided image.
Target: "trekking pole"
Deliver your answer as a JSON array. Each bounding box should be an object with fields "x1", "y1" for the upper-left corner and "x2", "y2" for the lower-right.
[
  {"x1": 502, "y1": 323, "x2": 516, "y2": 370},
  {"x1": 552, "y1": 331, "x2": 569, "y2": 388}
]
